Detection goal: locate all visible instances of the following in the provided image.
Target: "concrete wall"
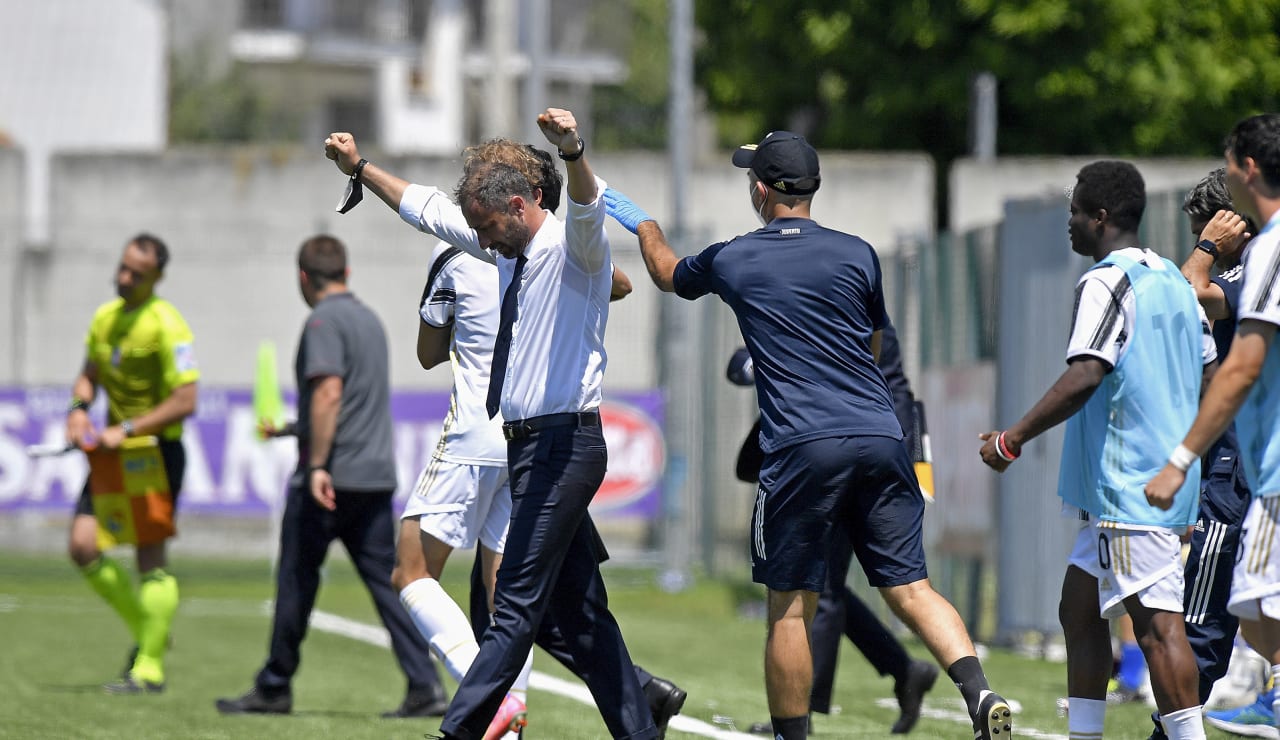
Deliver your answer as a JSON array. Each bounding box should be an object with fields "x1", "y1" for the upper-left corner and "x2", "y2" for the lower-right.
[
  {"x1": 9, "y1": 147, "x2": 935, "y2": 393},
  {"x1": 0, "y1": 150, "x2": 22, "y2": 383},
  {"x1": 950, "y1": 156, "x2": 1223, "y2": 233}
]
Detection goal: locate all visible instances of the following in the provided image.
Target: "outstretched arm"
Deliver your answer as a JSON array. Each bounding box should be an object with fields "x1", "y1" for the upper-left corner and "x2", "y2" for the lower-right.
[
  {"x1": 324, "y1": 132, "x2": 411, "y2": 211},
  {"x1": 1145, "y1": 320, "x2": 1273, "y2": 509},
  {"x1": 537, "y1": 109, "x2": 596, "y2": 206},
  {"x1": 979, "y1": 357, "x2": 1107, "y2": 472},
  {"x1": 635, "y1": 221, "x2": 680, "y2": 293},
  {"x1": 601, "y1": 187, "x2": 677, "y2": 292}
]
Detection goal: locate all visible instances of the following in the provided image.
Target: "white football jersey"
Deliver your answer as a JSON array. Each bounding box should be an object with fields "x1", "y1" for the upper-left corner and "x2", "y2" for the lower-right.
[
  {"x1": 420, "y1": 241, "x2": 507, "y2": 465},
  {"x1": 1066, "y1": 247, "x2": 1216, "y2": 369}
]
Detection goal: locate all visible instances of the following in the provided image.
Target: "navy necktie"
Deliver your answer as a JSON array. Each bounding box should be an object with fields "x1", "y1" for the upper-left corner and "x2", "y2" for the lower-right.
[{"x1": 487, "y1": 255, "x2": 526, "y2": 418}]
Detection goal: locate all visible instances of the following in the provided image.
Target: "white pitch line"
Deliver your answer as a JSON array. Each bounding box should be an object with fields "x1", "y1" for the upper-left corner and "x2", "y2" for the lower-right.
[
  {"x1": 874, "y1": 697, "x2": 1067, "y2": 740},
  {"x1": 311, "y1": 609, "x2": 758, "y2": 738}
]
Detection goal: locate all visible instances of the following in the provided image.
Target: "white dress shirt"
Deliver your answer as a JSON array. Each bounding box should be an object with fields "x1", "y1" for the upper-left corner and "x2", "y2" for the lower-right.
[{"x1": 399, "y1": 177, "x2": 613, "y2": 421}]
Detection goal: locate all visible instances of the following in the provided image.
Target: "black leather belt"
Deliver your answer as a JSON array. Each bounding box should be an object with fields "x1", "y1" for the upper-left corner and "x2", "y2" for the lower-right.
[{"x1": 502, "y1": 411, "x2": 600, "y2": 441}]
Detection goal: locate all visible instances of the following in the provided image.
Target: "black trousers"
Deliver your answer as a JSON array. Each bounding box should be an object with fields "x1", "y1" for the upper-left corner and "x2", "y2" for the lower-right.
[
  {"x1": 441, "y1": 422, "x2": 656, "y2": 740},
  {"x1": 255, "y1": 484, "x2": 444, "y2": 696},
  {"x1": 468, "y1": 519, "x2": 656, "y2": 689},
  {"x1": 809, "y1": 525, "x2": 911, "y2": 713}
]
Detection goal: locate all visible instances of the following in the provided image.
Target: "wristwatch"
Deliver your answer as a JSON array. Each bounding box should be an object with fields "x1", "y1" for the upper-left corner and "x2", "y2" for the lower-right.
[
  {"x1": 121, "y1": 419, "x2": 136, "y2": 437},
  {"x1": 1195, "y1": 238, "x2": 1219, "y2": 258},
  {"x1": 558, "y1": 136, "x2": 585, "y2": 161}
]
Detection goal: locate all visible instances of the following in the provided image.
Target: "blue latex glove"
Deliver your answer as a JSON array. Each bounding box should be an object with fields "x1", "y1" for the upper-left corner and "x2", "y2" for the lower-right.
[
  {"x1": 726, "y1": 347, "x2": 755, "y2": 386},
  {"x1": 603, "y1": 187, "x2": 653, "y2": 234}
]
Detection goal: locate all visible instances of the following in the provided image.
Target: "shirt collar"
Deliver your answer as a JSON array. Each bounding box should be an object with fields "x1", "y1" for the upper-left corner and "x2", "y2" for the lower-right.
[{"x1": 761, "y1": 217, "x2": 816, "y2": 232}]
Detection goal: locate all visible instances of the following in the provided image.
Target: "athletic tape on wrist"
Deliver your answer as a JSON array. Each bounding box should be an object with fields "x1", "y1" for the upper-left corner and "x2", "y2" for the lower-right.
[{"x1": 1168, "y1": 444, "x2": 1198, "y2": 473}]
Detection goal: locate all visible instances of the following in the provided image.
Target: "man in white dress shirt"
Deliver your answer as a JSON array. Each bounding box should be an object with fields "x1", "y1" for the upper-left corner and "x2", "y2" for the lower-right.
[{"x1": 325, "y1": 109, "x2": 657, "y2": 740}]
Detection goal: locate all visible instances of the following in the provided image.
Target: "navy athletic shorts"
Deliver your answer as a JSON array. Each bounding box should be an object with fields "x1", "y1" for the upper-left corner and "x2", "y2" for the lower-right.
[{"x1": 751, "y1": 434, "x2": 927, "y2": 592}]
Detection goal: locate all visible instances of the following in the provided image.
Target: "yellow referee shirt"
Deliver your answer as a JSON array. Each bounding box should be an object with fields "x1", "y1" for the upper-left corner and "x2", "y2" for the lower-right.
[{"x1": 84, "y1": 297, "x2": 199, "y2": 441}]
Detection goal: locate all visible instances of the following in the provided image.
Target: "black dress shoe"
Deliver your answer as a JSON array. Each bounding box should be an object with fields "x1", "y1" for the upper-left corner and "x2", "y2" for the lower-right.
[
  {"x1": 382, "y1": 684, "x2": 449, "y2": 718},
  {"x1": 891, "y1": 658, "x2": 939, "y2": 733},
  {"x1": 215, "y1": 686, "x2": 292, "y2": 715},
  {"x1": 643, "y1": 676, "x2": 687, "y2": 739}
]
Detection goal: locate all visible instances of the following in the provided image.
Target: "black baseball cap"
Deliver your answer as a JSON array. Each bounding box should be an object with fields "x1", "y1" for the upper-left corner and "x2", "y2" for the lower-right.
[{"x1": 731, "y1": 131, "x2": 821, "y2": 195}]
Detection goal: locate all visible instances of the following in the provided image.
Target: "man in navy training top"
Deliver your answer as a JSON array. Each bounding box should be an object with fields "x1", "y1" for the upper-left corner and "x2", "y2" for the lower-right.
[{"x1": 604, "y1": 131, "x2": 1010, "y2": 740}]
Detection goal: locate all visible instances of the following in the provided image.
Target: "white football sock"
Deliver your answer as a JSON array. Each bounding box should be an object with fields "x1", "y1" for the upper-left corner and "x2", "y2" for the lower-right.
[
  {"x1": 399, "y1": 577, "x2": 479, "y2": 682},
  {"x1": 511, "y1": 647, "x2": 532, "y2": 700},
  {"x1": 1067, "y1": 696, "x2": 1104, "y2": 739},
  {"x1": 1160, "y1": 705, "x2": 1205, "y2": 739}
]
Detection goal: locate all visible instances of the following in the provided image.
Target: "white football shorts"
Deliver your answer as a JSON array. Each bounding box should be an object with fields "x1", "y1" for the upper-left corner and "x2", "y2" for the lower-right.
[
  {"x1": 401, "y1": 457, "x2": 511, "y2": 553},
  {"x1": 1229, "y1": 496, "x2": 1280, "y2": 621},
  {"x1": 1067, "y1": 518, "x2": 1184, "y2": 619}
]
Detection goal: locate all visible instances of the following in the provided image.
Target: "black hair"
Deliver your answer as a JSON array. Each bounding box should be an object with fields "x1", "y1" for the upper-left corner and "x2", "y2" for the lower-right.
[
  {"x1": 1074, "y1": 160, "x2": 1146, "y2": 232},
  {"x1": 129, "y1": 233, "x2": 170, "y2": 273},
  {"x1": 528, "y1": 146, "x2": 563, "y2": 214},
  {"x1": 1225, "y1": 114, "x2": 1280, "y2": 189}
]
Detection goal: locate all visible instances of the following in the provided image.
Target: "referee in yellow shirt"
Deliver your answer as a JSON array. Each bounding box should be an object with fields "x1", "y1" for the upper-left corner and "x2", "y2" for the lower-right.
[{"x1": 64, "y1": 233, "x2": 199, "y2": 694}]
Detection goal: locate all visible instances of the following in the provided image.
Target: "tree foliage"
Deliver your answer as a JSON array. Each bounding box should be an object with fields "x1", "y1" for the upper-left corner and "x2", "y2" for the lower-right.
[
  {"x1": 169, "y1": 50, "x2": 292, "y2": 143},
  {"x1": 695, "y1": 0, "x2": 1280, "y2": 160}
]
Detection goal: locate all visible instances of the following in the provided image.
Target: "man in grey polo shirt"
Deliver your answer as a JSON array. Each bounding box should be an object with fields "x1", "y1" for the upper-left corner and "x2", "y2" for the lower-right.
[{"x1": 216, "y1": 234, "x2": 448, "y2": 719}]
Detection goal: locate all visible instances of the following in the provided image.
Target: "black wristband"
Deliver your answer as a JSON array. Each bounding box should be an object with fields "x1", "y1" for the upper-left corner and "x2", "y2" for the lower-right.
[
  {"x1": 351, "y1": 158, "x2": 368, "y2": 183},
  {"x1": 68, "y1": 398, "x2": 90, "y2": 415},
  {"x1": 1195, "y1": 238, "x2": 1219, "y2": 258},
  {"x1": 307, "y1": 464, "x2": 327, "y2": 477},
  {"x1": 558, "y1": 137, "x2": 585, "y2": 162}
]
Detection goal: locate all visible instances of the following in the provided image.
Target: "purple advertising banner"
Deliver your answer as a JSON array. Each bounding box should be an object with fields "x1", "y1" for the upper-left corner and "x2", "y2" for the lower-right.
[{"x1": 0, "y1": 387, "x2": 665, "y2": 519}]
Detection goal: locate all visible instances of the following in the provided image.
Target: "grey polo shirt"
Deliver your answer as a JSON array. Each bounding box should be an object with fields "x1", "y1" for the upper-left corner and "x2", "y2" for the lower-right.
[{"x1": 294, "y1": 291, "x2": 397, "y2": 491}]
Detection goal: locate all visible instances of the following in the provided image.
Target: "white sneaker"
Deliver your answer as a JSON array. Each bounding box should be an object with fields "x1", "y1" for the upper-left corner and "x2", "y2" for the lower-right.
[{"x1": 1207, "y1": 641, "x2": 1270, "y2": 710}]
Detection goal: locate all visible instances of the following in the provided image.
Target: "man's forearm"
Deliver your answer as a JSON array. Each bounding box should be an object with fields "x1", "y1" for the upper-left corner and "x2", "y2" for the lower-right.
[
  {"x1": 308, "y1": 377, "x2": 342, "y2": 468},
  {"x1": 1181, "y1": 249, "x2": 1229, "y2": 321},
  {"x1": 636, "y1": 221, "x2": 678, "y2": 293},
  {"x1": 71, "y1": 372, "x2": 96, "y2": 405},
  {"x1": 417, "y1": 323, "x2": 451, "y2": 370},
  {"x1": 357, "y1": 161, "x2": 411, "y2": 212},
  {"x1": 1004, "y1": 362, "x2": 1105, "y2": 450},
  {"x1": 128, "y1": 382, "x2": 197, "y2": 434}
]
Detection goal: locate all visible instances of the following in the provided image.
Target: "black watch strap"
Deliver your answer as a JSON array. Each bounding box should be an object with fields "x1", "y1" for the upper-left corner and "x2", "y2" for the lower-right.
[
  {"x1": 1195, "y1": 238, "x2": 1219, "y2": 257},
  {"x1": 351, "y1": 158, "x2": 368, "y2": 183},
  {"x1": 558, "y1": 137, "x2": 585, "y2": 161}
]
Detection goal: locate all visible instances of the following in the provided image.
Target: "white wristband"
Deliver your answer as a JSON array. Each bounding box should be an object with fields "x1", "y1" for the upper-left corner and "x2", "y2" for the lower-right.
[{"x1": 1168, "y1": 444, "x2": 1198, "y2": 473}]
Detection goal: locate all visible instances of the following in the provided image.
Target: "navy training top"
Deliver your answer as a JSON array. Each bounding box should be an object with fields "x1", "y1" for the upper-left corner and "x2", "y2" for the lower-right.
[
  {"x1": 1203, "y1": 265, "x2": 1249, "y2": 523},
  {"x1": 673, "y1": 217, "x2": 902, "y2": 453}
]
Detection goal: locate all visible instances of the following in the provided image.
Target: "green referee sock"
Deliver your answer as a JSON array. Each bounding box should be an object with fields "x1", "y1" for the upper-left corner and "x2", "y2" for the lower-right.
[
  {"x1": 132, "y1": 568, "x2": 178, "y2": 684},
  {"x1": 82, "y1": 556, "x2": 143, "y2": 643}
]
